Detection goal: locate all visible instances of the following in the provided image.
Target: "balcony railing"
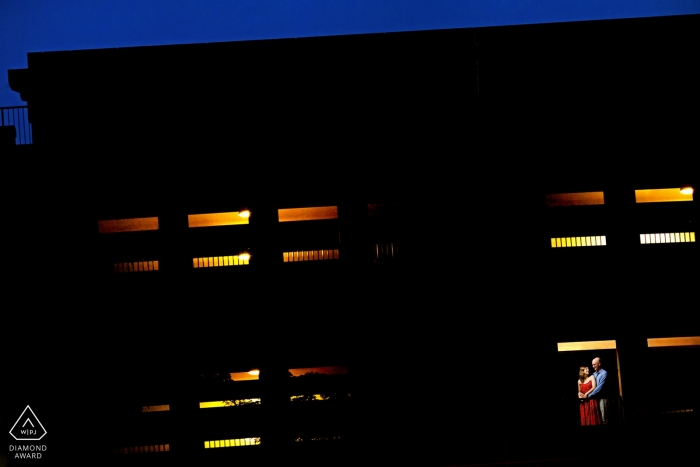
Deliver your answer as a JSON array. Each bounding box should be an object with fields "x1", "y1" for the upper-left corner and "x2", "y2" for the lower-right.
[{"x1": 1, "y1": 106, "x2": 32, "y2": 145}]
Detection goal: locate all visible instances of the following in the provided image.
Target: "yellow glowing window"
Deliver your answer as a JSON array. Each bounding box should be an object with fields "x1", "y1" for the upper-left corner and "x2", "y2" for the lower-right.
[
  {"x1": 114, "y1": 444, "x2": 169, "y2": 455},
  {"x1": 375, "y1": 243, "x2": 398, "y2": 259},
  {"x1": 550, "y1": 236, "x2": 606, "y2": 248},
  {"x1": 142, "y1": 405, "x2": 170, "y2": 412},
  {"x1": 204, "y1": 438, "x2": 260, "y2": 449},
  {"x1": 283, "y1": 249, "x2": 339, "y2": 262},
  {"x1": 98, "y1": 217, "x2": 159, "y2": 233},
  {"x1": 193, "y1": 255, "x2": 249, "y2": 268},
  {"x1": 188, "y1": 212, "x2": 249, "y2": 228},
  {"x1": 278, "y1": 206, "x2": 338, "y2": 222},
  {"x1": 199, "y1": 399, "x2": 261, "y2": 408},
  {"x1": 557, "y1": 340, "x2": 617, "y2": 352},
  {"x1": 635, "y1": 188, "x2": 693, "y2": 203},
  {"x1": 546, "y1": 192, "x2": 605, "y2": 207},
  {"x1": 647, "y1": 337, "x2": 700, "y2": 348},
  {"x1": 114, "y1": 261, "x2": 159, "y2": 273},
  {"x1": 640, "y1": 232, "x2": 695, "y2": 244}
]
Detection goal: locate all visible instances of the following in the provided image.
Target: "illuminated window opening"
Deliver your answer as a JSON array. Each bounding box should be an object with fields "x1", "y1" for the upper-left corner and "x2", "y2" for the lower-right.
[
  {"x1": 283, "y1": 249, "x2": 339, "y2": 262},
  {"x1": 115, "y1": 444, "x2": 169, "y2": 455},
  {"x1": 188, "y1": 212, "x2": 249, "y2": 228},
  {"x1": 98, "y1": 217, "x2": 159, "y2": 233},
  {"x1": 204, "y1": 438, "x2": 260, "y2": 449},
  {"x1": 278, "y1": 206, "x2": 338, "y2": 222},
  {"x1": 635, "y1": 188, "x2": 693, "y2": 203},
  {"x1": 558, "y1": 340, "x2": 622, "y2": 398},
  {"x1": 640, "y1": 232, "x2": 695, "y2": 244},
  {"x1": 114, "y1": 260, "x2": 159, "y2": 273},
  {"x1": 557, "y1": 341, "x2": 617, "y2": 352},
  {"x1": 141, "y1": 405, "x2": 169, "y2": 412},
  {"x1": 199, "y1": 399, "x2": 261, "y2": 409},
  {"x1": 230, "y1": 371, "x2": 259, "y2": 382},
  {"x1": 550, "y1": 236, "x2": 606, "y2": 248},
  {"x1": 193, "y1": 255, "x2": 249, "y2": 268},
  {"x1": 546, "y1": 192, "x2": 605, "y2": 207},
  {"x1": 647, "y1": 337, "x2": 700, "y2": 348}
]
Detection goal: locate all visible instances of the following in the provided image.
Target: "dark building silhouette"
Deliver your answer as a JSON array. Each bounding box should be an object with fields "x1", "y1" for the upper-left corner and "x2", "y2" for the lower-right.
[{"x1": 4, "y1": 14, "x2": 699, "y2": 467}]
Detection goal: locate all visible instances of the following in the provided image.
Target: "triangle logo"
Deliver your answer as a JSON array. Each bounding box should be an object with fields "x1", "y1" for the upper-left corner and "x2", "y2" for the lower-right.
[{"x1": 9, "y1": 406, "x2": 47, "y2": 441}]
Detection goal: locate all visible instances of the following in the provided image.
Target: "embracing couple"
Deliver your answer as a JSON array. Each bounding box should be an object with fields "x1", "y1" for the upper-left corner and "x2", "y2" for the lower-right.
[{"x1": 578, "y1": 357, "x2": 610, "y2": 425}]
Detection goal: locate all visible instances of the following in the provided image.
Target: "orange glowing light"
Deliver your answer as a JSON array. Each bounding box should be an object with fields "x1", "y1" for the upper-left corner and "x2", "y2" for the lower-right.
[
  {"x1": 188, "y1": 212, "x2": 249, "y2": 227},
  {"x1": 635, "y1": 188, "x2": 693, "y2": 203},
  {"x1": 98, "y1": 217, "x2": 159, "y2": 233},
  {"x1": 289, "y1": 366, "x2": 348, "y2": 376},
  {"x1": 230, "y1": 371, "x2": 258, "y2": 381},
  {"x1": 546, "y1": 192, "x2": 605, "y2": 207},
  {"x1": 248, "y1": 369, "x2": 260, "y2": 376},
  {"x1": 680, "y1": 185, "x2": 694, "y2": 195},
  {"x1": 278, "y1": 206, "x2": 338, "y2": 222},
  {"x1": 238, "y1": 209, "x2": 251, "y2": 219},
  {"x1": 647, "y1": 337, "x2": 700, "y2": 347},
  {"x1": 141, "y1": 405, "x2": 170, "y2": 412}
]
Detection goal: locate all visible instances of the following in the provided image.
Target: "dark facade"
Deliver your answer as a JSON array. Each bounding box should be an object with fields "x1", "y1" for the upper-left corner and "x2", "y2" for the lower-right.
[{"x1": 4, "y1": 14, "x2": 699, "y2": 467}]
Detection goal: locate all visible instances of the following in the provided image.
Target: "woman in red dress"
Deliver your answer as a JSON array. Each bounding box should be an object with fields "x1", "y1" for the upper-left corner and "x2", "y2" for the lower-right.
[{"x1": 578, "y1": 366, "x2": 601, "y2": 425}]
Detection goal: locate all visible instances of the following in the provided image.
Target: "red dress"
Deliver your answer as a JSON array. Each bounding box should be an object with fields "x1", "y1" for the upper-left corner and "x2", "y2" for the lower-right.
[{"x1": 579, "y1": 380, "x2": 601, "y2": 425}]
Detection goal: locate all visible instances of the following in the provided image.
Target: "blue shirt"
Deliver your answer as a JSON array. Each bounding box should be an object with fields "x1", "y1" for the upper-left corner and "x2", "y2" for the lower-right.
[{"x1": 587, "y1": 368, "x2": 607, "y2": 398}]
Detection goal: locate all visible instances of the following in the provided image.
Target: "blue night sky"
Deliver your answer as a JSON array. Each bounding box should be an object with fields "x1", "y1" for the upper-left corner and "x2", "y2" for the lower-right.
[{"x1": 1, "y1": 0, "x2": 699, "y2": 105}]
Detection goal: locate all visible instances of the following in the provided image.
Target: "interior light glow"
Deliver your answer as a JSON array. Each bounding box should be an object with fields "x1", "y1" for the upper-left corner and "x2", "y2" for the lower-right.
[
  {"x1": 98, "y1": 217, "x2": 159, "y2": 233},
  {"x1": 230, "y1": 371, "x2": 259, "y2": 381},
  {"x1": 248, "y1": 369, "x2": 260, "y2": 376},
  {"x1": 238, "y1": 209, "x2": 251, "y2": 218},
  {"x1": 635, "y1": 188, "x2": 693, "y2": 203},
  {"x1": 546, "y1": 192, "x2": 605, "y2": 207},
  {"x1": 289, "y1": 366, "x2": 349, "y2": 377},
  {"x1": 647, "y1": 337, "x2": 700, "y2": 347},
  {"x1": 278, "y1": 206, "x2": 338, "y2": 222},
  {"x1": 200, "y1": 399, "x2": 261, "y2": 408},
  {"x1": 557, "y1": 340, "x2": 617, "y2": 352},
  {"x1": 141, "y1": 405, "x2": 170, "y2": 412},
  {"x1": 188, "y1": 212, "x2": 249, "y2": 227},
  {"x1": 640, "y1": 232, "x2": 695, "y2": 244},
  {"x1": 550, "y1": 236, "x2": 606, "y2": 248}
]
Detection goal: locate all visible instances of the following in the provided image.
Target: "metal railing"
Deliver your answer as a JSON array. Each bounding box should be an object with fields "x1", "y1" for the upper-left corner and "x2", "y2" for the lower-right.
[{"x1": 1, "y1": 106, "x2": 32, "y2": 145}]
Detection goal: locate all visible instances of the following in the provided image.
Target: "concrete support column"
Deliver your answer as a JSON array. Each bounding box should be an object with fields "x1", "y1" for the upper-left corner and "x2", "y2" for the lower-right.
[
  {"x1": 248, "y1": 203, "x2": 279, "y2": 268},
  {"x1": 259, "y1": 365, "x2": 291, "y2": 454},
  {"x1": 615, "y1": 337, "x2": 650, "y2": 426},
  {"x1": 338, "y1": 201, "x2": 369, "y2": 267},
  {"x1": 158, "y1": 210, "x2": 190, "y2": 274}
]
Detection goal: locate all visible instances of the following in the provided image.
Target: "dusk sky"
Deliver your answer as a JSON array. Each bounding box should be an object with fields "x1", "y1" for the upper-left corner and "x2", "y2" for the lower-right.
[{"x1": 1, "y1": 1, "x2": 699, "y2": 105}]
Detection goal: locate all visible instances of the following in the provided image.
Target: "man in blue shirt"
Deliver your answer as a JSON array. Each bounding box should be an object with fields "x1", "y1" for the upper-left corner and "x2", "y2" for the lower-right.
[{"x1": 586, "y1": 357, "x2": 609, "y2": 424}]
